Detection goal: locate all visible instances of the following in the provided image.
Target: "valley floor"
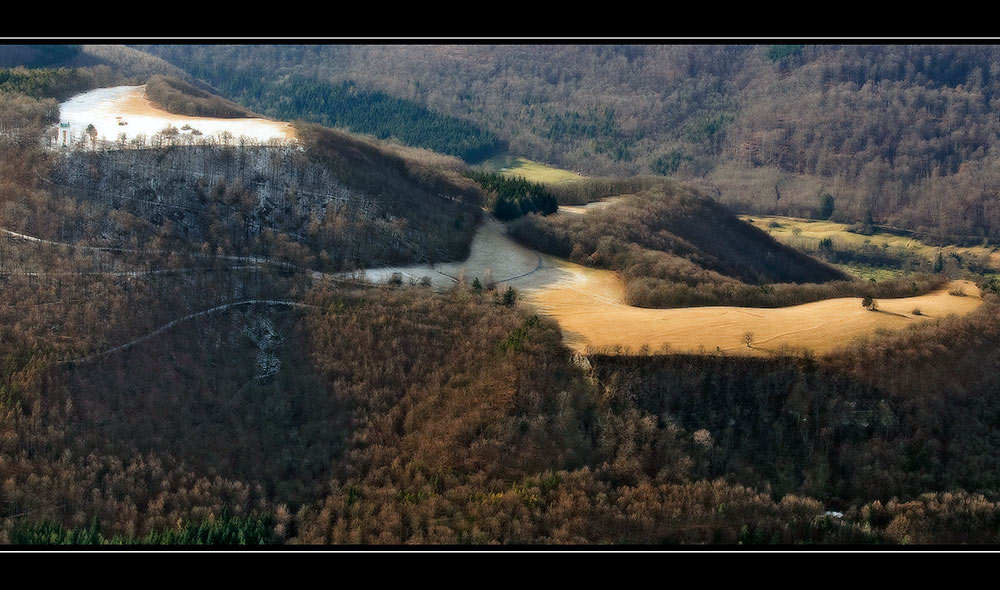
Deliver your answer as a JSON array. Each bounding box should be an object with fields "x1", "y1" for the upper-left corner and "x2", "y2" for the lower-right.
[
  {"x1": 532, "y1": 276, "x2": 982, "y2": 355},
  {"x1": 742, "y1": 214, "x2": 1000, "y2": 275},
  {"x1": 357, "y1": 214, "x2": 985, "y2": 356}
]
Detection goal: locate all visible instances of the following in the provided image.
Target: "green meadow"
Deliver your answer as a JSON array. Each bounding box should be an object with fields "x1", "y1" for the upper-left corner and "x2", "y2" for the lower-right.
[
  {"x1": 742, "y1": 215, "x2": 1000, "y2": 279},
  {"x1": 480, "y1": 154, "x2": 585, "y2": 184}
]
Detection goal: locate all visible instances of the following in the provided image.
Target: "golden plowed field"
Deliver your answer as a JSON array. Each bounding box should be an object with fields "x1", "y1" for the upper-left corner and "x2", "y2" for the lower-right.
[{"x1": 524, "y1": 263, "x2": 983, "y2": 355}]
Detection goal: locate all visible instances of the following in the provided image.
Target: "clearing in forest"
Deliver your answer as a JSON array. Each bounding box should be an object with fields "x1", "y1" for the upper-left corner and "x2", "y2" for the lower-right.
[
  {"x1": 358, "y1": 218, "x2": 986, "y2": 357},
  {"x1": 554, "y1": 196, "x2": 626, "y2": 216},
  {"x1": 480, "y1": 154, "x2": 585, "y2": 184},
  {"x1": 59, "y1": 85, "x2": 297, "y2": 145},
  {"x1": 743, "y1": 215, "x2": 1000, "y2": 274}
]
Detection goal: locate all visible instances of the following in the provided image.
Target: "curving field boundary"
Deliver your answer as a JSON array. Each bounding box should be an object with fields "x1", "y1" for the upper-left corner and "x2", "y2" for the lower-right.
[
  {"x1": 8, "y1": 208, "x2": 987, "y2": 360},
  {"x1": 530, "y1": 277, "x2": 985, "y2": 356}
]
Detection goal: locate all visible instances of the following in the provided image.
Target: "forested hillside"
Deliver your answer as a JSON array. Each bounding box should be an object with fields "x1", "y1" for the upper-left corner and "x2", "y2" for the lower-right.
[
  {"x1": 0, "y1": 44, "x2": 194, "y2": 86},
  {"x1": 502, "y1": 181, "x2": 946, "y2": 309},
  {"x1": 4, "y1": 48, "x2": 1000, "y2": 547},
  {"x1": 31, "y1": 123, "x2": 482, "y2": 272},
  {"x1": 141, "y1": 57, "x2": 507, "y2": 162},
  {"x1": 144, "y1": 74, "x2": 257, "y2": 119},
  {"x1": 134, "y1": 43, "x2": 1000, "y2": 242},
  {"x1": 0, "y1": 66, "x2": 115, "y2": 101}
]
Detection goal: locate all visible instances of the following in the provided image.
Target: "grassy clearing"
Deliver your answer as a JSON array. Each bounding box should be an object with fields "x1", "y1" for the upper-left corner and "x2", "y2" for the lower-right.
[
  {"x1": 832, "y1": 263, "x2": 908, "y2": 282},
  {"x1": 479, "y1": 154, "x2": 584, "y2": 184},
  {"x1": 742, "y1": 215, "x2": 1000, "y2": 274}
]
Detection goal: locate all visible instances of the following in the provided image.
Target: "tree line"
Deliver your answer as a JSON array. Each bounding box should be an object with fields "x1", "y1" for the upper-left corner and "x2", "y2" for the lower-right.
[
  {"x1": 169, "y1": 61, "x2": 507, "y2": 163},
  {"x1": 143, "y1": 74, "x2": 257, "y2": 119},
  {"x1": 465, "y1": 170, "x2": 558, "y2": 220}
]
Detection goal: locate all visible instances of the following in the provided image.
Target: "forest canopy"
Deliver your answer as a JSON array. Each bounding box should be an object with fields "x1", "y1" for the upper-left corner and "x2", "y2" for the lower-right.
[
  {"x1": 135, "y1": 43, "x2": 1000, "y2": 241},
  {"x1": 154, "y1": 61, "x2": 508, "y2": 163},
  {"x1": 3, "y1": 45, "x2": 1000, "y2": 546}
]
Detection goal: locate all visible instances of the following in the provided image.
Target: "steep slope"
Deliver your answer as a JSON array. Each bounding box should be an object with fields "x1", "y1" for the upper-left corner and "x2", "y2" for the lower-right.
[
  {"x1": 41, "y1": 122, "x2": 484, "y2": 272},
  {"x1": 143, "y1": 74, "x2": 258, "y2": 119},
  {"x1": 509, "y1": 179, "x2": 853, "y2": 308}
]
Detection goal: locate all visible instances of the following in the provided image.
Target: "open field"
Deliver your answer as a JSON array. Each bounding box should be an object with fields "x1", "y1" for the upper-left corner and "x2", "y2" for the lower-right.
[
  {"x1": 529, "y1": 274, "x2": 983, "y2": 356},
  {"x1": 480, "y1": 154, "x2": 585, "y2": 184},
  {"x1": 742, "y1": 215, "x2": 1000, "y2": 273},
  {"x1": 829, "y1": 263, "x2": 908, "y2": 282},
  {"x1": 59, "y1": 85, "x2": 297, "y2": 145},
  {"x1": 554, "y1": 196, "x2": 626, "y2": 216},
  {"x1": 359, "y1": 218, "x2": 986, "y2": 357}
]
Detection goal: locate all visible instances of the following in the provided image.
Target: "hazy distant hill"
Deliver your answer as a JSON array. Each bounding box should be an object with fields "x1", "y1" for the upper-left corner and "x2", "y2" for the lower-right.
[
  {"x1": 133, "y1": 43, "x2": 1000, "y2": 243},
  {"x1": 0, "y1": 44, "x2": 195, "y2": 84}
]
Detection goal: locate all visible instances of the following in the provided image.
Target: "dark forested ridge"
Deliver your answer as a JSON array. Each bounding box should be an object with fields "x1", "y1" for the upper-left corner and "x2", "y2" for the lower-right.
[
  {"x1": 134, "y1": 43, "x2": 1000, "y2": 242},
  {"x1": 148, "y1": 58, "x2": 507, "y2": 163},
  {"x1": 0, "y1": 44, "x2": 194, "y2": 87},
  {"x1": 0, "y1": 45, "x2": 85, "y2": 69}
]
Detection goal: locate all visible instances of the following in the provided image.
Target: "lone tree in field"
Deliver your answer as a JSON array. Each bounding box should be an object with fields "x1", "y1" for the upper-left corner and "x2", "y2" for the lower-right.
[
  {"x1": 862, "y1": 295, "x2": 878, "y2": 311},
  {"x1": 743, "y1": 331, "x2": 754, "y2": 348},
  {"x1": 819, "y1": 193, "x2": 835, "y2": 219}
]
